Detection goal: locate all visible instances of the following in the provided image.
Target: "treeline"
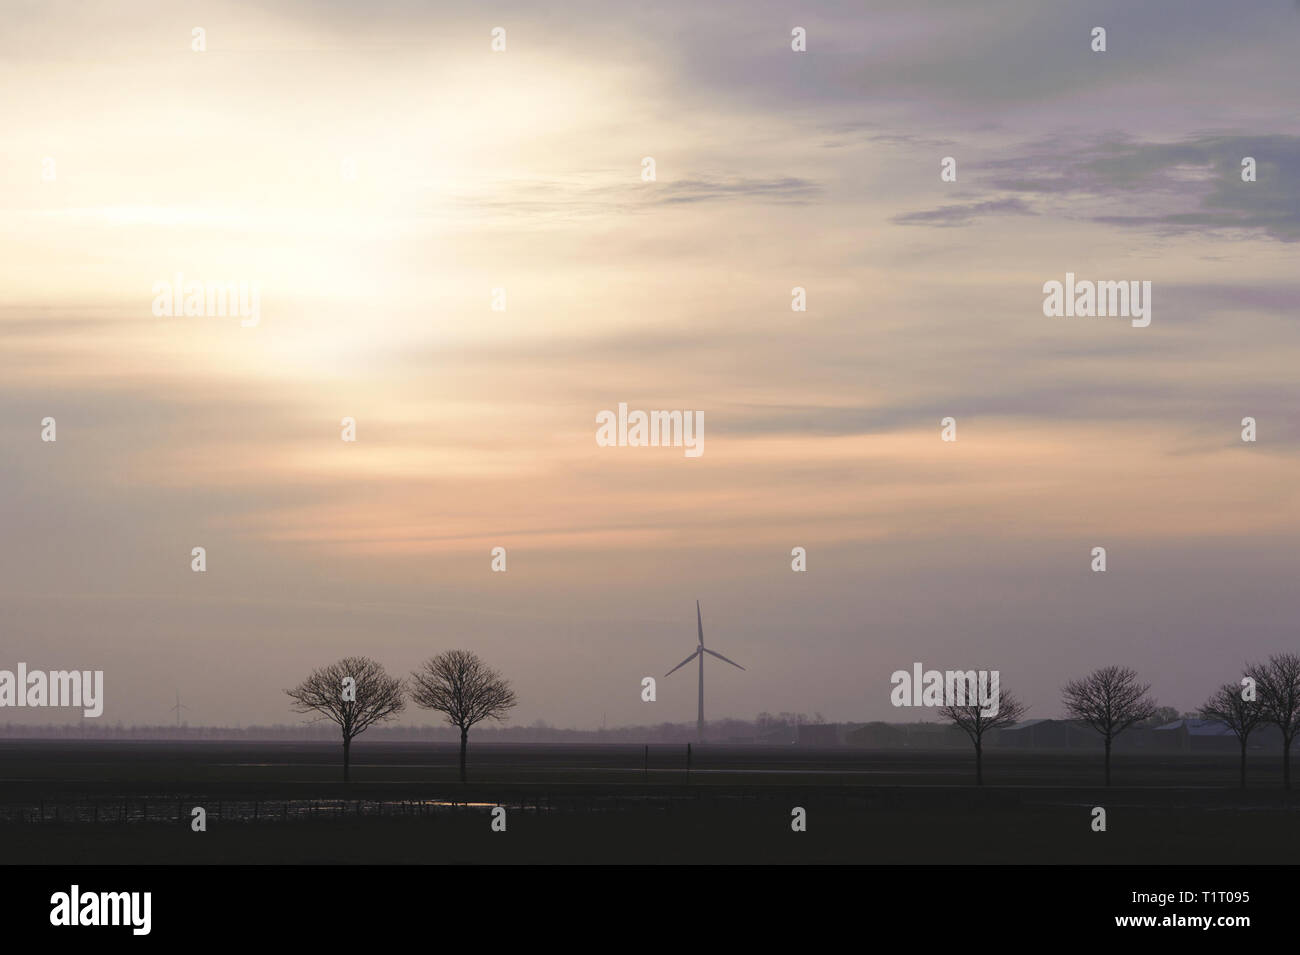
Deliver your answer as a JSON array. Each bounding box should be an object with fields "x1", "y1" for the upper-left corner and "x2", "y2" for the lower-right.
[
  {"x1": 932, "y1": 657, "x2": 1300, "y2": 789},
  {"x1": 0, "y1": 716, "x2": 800, "y2": 743}
]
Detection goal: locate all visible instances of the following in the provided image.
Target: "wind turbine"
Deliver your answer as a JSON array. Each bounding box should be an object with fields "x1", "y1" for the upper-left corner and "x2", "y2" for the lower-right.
[
  {"x1": 664, "y1": 601, "x2": 745, "y2": 741},
  {"x1": 169, "y1": 690, "x2": 189, "y2": 728}
]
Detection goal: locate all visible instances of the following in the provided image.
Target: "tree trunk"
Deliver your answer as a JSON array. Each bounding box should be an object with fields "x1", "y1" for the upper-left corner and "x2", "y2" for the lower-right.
[
  {"x1": 459, "y1": 727, "x2": 468, "y2": 783},
  {"x1": 1284, "y1": 734, "x2": 1292, "y2": 791},
  {"x1": 343, "y1": 736, "x2": 351, "y2": 783},
  {"x1": 1239, "y1": 738, "x2": 1247, "y2": 790},
  {"x1": 1104, "y1": 737, "x2": 1112, "y2": 787},
  {"x1": 975, "y1": 739, "x2": 983, "y2": 786}
]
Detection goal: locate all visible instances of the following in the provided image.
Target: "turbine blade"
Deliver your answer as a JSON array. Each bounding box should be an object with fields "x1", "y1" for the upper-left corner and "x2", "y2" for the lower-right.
[
  {"x1": 665, "y1": 648, "x2": 700, "y2": 677},
  {"x1": 703, "y1": 647, "x2": 745, "y2": 670},
  {"x1": 696, "y1": 600, "x2": 704, "y2": 647}
]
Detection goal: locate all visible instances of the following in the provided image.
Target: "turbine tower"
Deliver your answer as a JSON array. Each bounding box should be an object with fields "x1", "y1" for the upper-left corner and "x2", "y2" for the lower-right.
[
  {"x1": 664, "y1": 600, "x2": 745, "y2": 741},
  {"x1": 169, "y1": 690, "x2": 189, "y2": 728}
]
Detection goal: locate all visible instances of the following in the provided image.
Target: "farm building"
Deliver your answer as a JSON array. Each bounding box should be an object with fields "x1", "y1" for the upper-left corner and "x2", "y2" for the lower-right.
[
  {"x1": 1153, "y1": 719, "x2": 1238, "y2": 752},
  {"x1": 1152, "y1": 719, "x2": 1297, "y2": 753},
  {"x1": 795, "y1": 722, "x2": 843, "y2": 747},
  {"x1": 994, "y1": 718, "x2": 1162, "y2": 751}
]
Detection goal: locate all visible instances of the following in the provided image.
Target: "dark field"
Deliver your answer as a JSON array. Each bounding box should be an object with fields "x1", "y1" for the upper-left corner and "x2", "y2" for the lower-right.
[{"x1": 2, "y1": 740, "x2": 1298, "y2": 864}]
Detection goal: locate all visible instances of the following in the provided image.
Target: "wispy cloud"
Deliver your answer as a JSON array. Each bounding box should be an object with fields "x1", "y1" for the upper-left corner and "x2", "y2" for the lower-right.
[
  {"x1": 890, "y1": 133, "x2": 1300, "y2": 240},
  {"x1": 891, "y1": 196, "x2": 1037, "y2": 227},
  {"x1": 997, "y1": 134, "x2": 1300, "y2": 241}
]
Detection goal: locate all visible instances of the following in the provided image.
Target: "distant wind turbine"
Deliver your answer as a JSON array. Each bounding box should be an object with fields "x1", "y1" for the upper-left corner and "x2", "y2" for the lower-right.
[
  {"x1": 664, "y1": 600, "x2": 745, "y2": 742},
  {"x1": 169, "y1": 690, "x2": 189, "y2": 728}
]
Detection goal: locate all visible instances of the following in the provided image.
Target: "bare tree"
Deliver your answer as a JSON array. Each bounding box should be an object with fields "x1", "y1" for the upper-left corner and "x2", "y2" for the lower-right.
[
  {"x1": 1200, "y1": 680, "x2": 1262, "y2": 789},
  {"x1": 286, "y1": 656, "x2": 405, "y2": 782},
  {"x1": 1062, "y1": 665, "x2": 1157, "y2": 786},
  {"x1": 1247, "y1": 654, "x2": 1300, "y2": 790},
  {"x1": 938, "y1": 684, "x2": 1025, "y2": 786},
  {"x1": 410, "y1": 650, "x2": 517, "y2": 781}
]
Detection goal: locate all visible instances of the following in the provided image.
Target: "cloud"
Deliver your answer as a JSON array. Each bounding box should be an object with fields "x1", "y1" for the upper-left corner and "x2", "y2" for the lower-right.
[
  {"x1": 890, "y1": 196, "x2": 1037, "y2": 226},
  {"x1": 654, "y1": 176, "x2": 820, "y2": 205},
  {"x1": 889, "y1": 134, "x2": 1300, "y2": 241},
  {"x1": 440, "y1": 175, "x2": 822, "y2": 223},
  {"x1": 989, "y1": 134, "x2": 1300, "y2": 242}
]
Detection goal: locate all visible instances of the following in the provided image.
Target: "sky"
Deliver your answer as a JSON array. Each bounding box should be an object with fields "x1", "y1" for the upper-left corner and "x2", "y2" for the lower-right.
[{"x1": 2, "y1": 0, "x2": 1298, "y2": 729}]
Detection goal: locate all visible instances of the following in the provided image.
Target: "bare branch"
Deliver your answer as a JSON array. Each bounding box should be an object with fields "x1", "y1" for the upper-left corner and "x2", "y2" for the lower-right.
[
  {"x1": 1199, "y1": 680, "x2": 1262, "y2": 741},
  {"x1": 1061, "y1": 665, "x2": 1158, "y2": 743},
  {"x1": 410, "y1": 649, "x2": 518, "y2": 732},
  {"x1": 1246, "y1": 653, "x2": 1300, "y2": 742},
  {"x1": 285, "y1": 655, "x2": 406, "y2": 743},
  {"x1": 937, "y1": 691, "x2": 1027, "y2": 743}
]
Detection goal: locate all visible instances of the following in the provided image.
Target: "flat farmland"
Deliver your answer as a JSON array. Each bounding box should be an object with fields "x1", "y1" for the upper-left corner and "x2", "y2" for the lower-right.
[{"x1": 2, "y1": 741, "x2": 1297, "y2": 864}]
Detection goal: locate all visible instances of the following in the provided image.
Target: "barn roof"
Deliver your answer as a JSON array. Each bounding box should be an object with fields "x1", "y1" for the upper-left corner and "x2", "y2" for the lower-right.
[{"x1": 1156, "y1": 718, "x2": 1235, "y2": 736}]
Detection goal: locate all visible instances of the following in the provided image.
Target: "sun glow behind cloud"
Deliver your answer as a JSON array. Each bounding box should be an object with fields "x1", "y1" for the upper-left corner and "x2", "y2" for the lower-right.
[{"x1": 3, "y1": 0, "x2": 1300, "y2": 727}]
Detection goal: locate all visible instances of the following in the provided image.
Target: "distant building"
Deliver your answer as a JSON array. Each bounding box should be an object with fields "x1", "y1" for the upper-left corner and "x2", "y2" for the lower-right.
[
  {"x1": 1152, "y1": 718, "x2": 1296, "y2": 753},
  {"x1": 844, "y1": 721, "x2": 906, "y2": 748},
  {"x1": 993, "y1": 718, "x2": 1159, "y2": 750},
  {"x1": 996, "y1": 718, "x2": 1239, "y2": 752},
  {"x1": 1153, "y1": 718, "x2": 1237, "y2": 752},
  {"x1": 795, "y1": 722, "x2": 842, "y2": 747},
  {"x1": 994, "y1": 719, "x2": 1096, "y2": 749}
]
